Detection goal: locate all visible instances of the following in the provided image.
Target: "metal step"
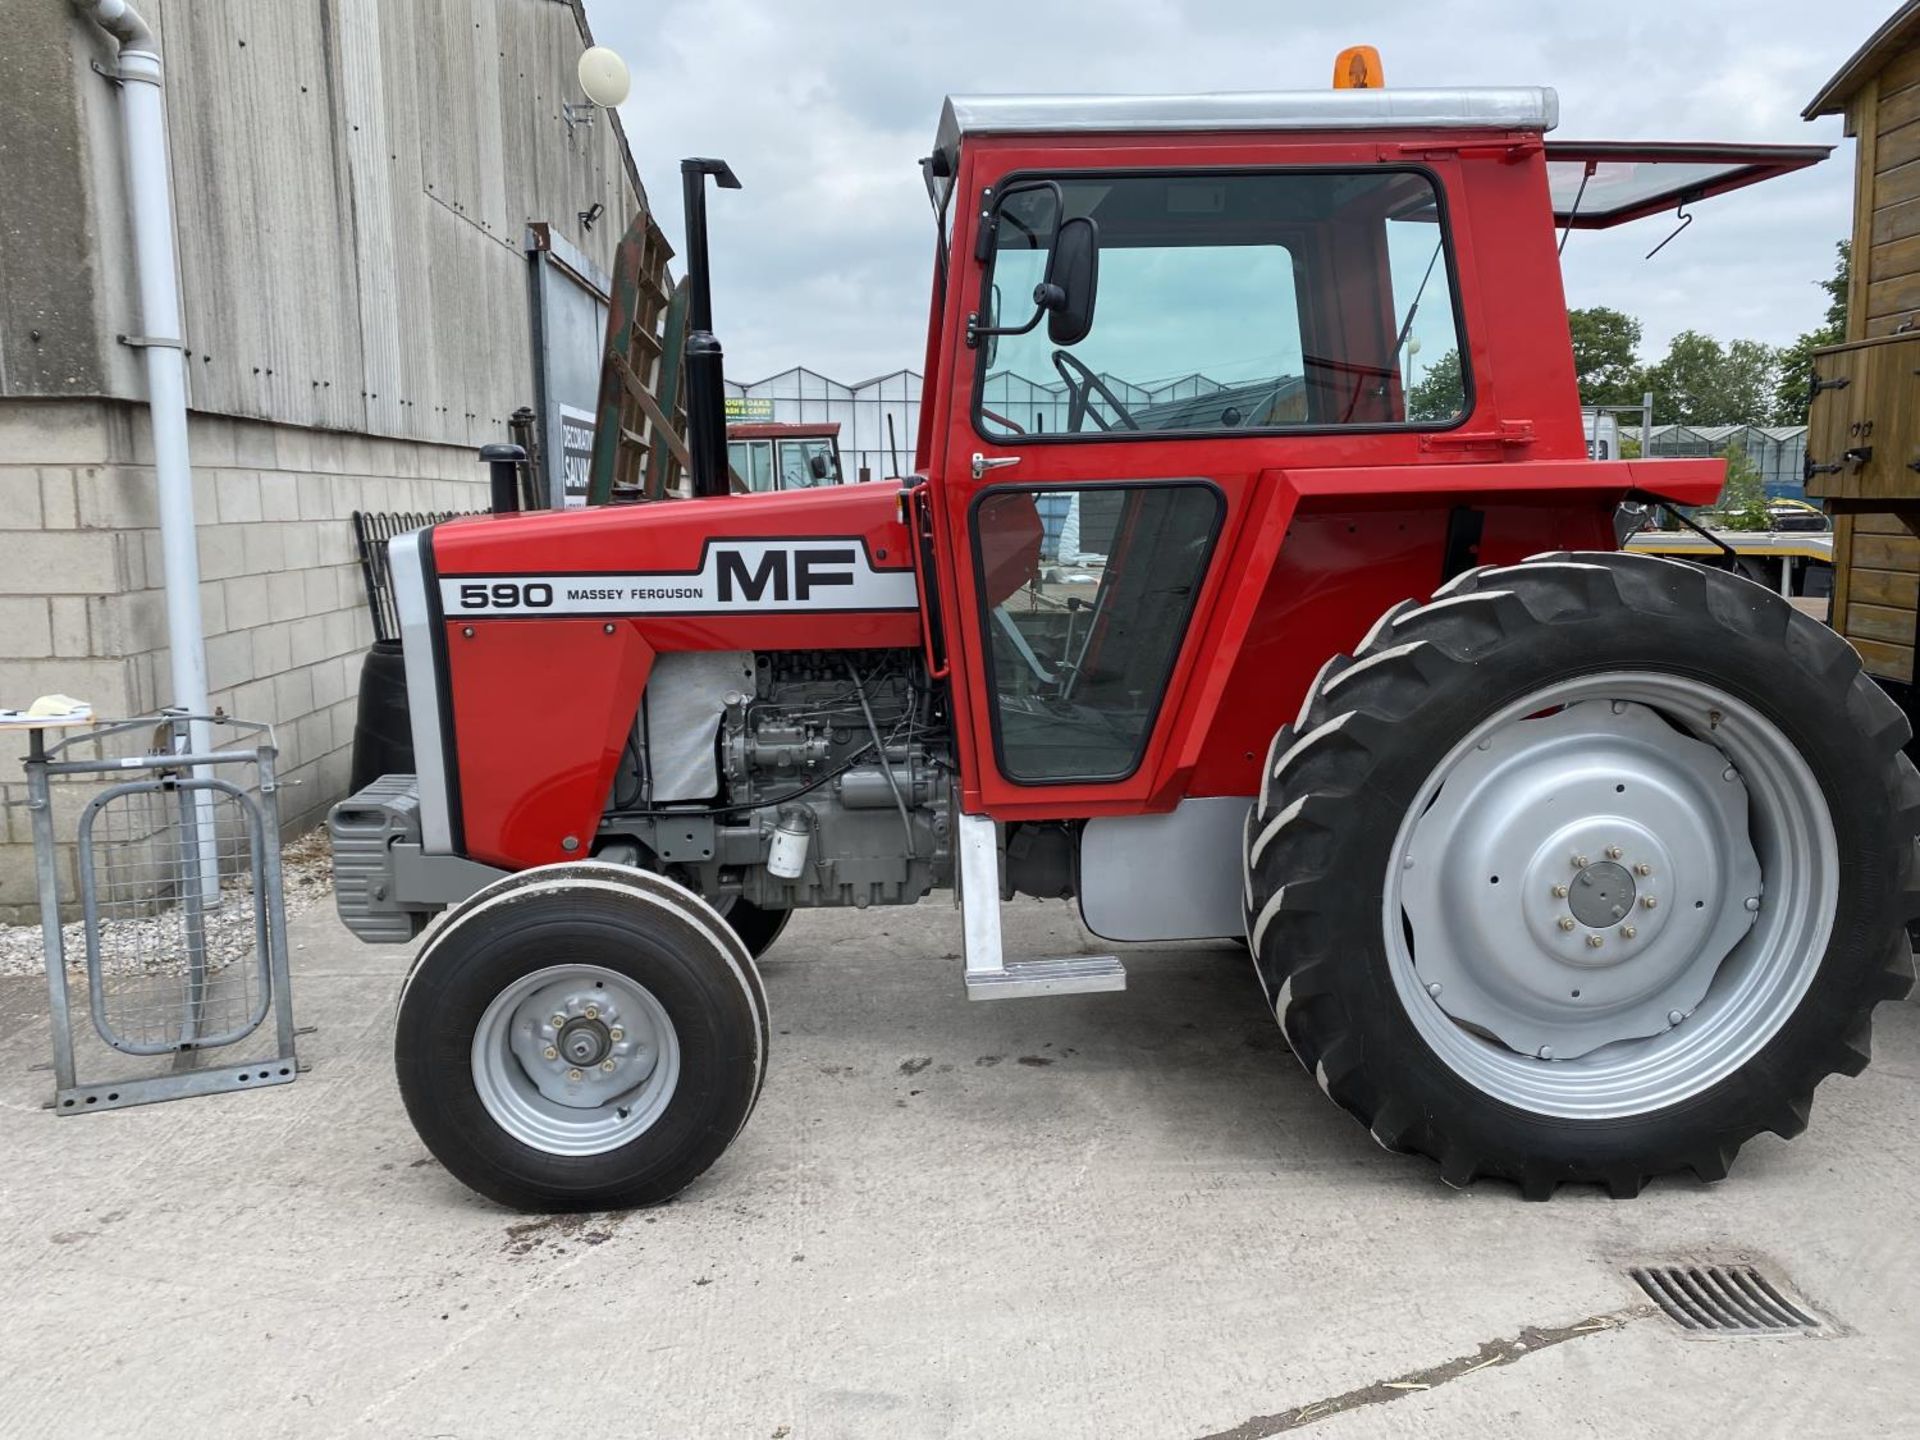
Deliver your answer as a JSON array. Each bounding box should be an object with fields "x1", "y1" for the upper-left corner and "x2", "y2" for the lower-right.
[
  {"x1": 956, "y1": 811, "x2": 1126, "y2": 1001},
  {"x1": 965, "y1": 954, "x2": 1127, "y2": 1001}
]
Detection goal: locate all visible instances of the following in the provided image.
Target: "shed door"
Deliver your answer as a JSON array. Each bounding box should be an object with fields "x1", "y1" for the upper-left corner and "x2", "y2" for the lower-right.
[{"x1": 1807, "y1": 333, "x2": 1920, "y2": 503}]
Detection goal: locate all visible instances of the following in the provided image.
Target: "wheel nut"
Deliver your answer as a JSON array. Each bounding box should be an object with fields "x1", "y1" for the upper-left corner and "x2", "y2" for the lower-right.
[
  {"x1": 1558, "y1": 916, "x2": 1577, "y2": 931},
  {"x1": 1552, "y1": 884, "x2": 1569, "y2": 898},
  {"x1": 609, "y1": 1027, "x2": 624, "y2": 1042},
  {"x1": 1723, "y1": 766, "x2": 1738, "y2": 782},
  {"x1": 1744, "y1": 896, "x2": 1761, "y2": 912},
  {"x1": 600, "y1": 1059, "x2": 616, "y2": 1073},
  {"x1": 1605, "y1": 845, "x2": 1623, "y2": 860},
  {"x1": 543, "y1": 1045, "x2": 558, "y2": 1060},
  {"x1": 1586, "y1": 934, "x2": 1604, "y2": 949},
  {"x1": 566, "y1": 1067, "x2": 583, "y2": 1082},
  {"x1": 1641, "y1": 895, "x2": 1658, "y2": 909},
  {"x1": 1668, "y1": 1010, "x2": 1685, "y2": 1026},
  {"x1": 1620, "y1": 925, "x2": 1637, "y2": 939},
  {"x1": 584, "y1": 1006, "x2": 599, "y2": 1021},
  {"x1": 1426, "y1": 981, "x2": 1443, "y2": 998},
  {"x1": 550, "y1": 1013, "x2": 567, "y2": 1028},
  {"x1": 1537, "y1": 1045, "x2": 1554, "y2": 1060},
  {"x1": 1573, "y1": 854, "x2": 1590, "y2": 868},
  {"x1": 1634, "y1": 863, "x2": 1652, "y2": 877}
]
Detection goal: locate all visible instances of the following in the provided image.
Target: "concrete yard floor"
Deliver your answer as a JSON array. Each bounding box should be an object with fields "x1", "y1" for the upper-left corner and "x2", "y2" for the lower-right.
[{"x1": 1, "y1": 899, "x2": 1916, "y2": 1439}]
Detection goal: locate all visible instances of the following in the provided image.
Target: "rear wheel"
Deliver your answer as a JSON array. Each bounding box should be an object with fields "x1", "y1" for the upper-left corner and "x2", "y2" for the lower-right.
[
  {"x1": 1245, "y1": 551, "x2": 1919, "y2": 1197},
  {"x1": 397, "y1": 870, "x2": 766, "y2": 1212}
]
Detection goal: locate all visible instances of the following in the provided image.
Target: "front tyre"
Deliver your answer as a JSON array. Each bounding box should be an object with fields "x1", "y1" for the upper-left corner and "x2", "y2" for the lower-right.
[
  {"x1": 396, "y1": 876, "x2": 767, "y2": 1212},
  {"x1": 1245, "y1": 552, "x2": 1919, "y2": 1197}
]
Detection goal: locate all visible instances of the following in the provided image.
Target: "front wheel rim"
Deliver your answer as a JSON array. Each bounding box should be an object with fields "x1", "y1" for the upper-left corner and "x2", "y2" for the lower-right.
[
  {"x1": 471, "y1": 964, "x2": 681, "y2": 1155},
  {"x1": 1383, "y1": 671, "x2": 1837, "y2": 1120}
]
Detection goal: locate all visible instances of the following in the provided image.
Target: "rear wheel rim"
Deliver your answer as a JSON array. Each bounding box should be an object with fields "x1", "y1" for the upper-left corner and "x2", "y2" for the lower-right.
[
  {"x1": 1383, "y1": 671, "x2": 1837, "y2": 1120},
  {"x1": 471, "y1": 963, "x2": 681, "y2": 1155}
]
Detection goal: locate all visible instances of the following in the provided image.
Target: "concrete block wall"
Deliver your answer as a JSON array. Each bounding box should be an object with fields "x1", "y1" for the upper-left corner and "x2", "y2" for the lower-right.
[{"x1": 0, "y1": 398, "x2": 488, "y2": 922}]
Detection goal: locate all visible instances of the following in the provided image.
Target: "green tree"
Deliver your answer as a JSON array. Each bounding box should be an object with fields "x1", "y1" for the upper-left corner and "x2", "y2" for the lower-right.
[
  {"x1": 1406, "y1": 347, "x2": 1464, "y2": 422},
  {"x1": 1568, "y1": 306, "x2": 1647, "y2": 407},
  {"x1": 1771, "y1": 240, "x2": 1850, "y2": 424},
  {"x1": 1644, "y1": 330, "x2": 1778, "y2": 425},
  {"x1": 1713, "y1": 442, "x2": 1771, "y2": 531}
]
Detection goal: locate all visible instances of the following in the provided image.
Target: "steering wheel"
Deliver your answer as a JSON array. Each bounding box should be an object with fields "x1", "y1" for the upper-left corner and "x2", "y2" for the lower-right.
[{"x1": 1051, "y1": 351, "x2": 1140, "y2": 432}]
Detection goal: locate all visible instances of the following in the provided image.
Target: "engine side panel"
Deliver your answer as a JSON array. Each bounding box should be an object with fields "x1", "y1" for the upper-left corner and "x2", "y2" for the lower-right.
[{"x1": 446, "y1": 617, "x2": 655, "y2": 867}]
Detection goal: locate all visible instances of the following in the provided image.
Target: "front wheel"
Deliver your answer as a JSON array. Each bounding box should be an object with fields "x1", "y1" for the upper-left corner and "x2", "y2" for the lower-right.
[
  {"x1": 1245, "y1": 551, "x2": 1918, "y2": 1197},
  {"x1": 396, "y1": 869, "x2": 767, "y2": 1212}
]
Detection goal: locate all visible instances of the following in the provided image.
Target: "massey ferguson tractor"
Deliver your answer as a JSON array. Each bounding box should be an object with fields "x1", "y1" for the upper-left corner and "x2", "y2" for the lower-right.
[{"x1": 332, "y1": 64, "x2": 1919, "y2": 1212}]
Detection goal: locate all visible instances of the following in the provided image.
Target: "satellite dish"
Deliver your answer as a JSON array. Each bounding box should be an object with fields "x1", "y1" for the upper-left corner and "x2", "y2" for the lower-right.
[{"x1": 578, "y1": 46, "x2": 630, "y2": 108}]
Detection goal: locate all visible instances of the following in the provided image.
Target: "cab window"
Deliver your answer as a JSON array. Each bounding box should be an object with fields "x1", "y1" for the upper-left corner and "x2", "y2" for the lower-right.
[
  {"x1": 973, "y1": 482, "x2": 1222, "y2": 782},
  {"x1": 727, "y1": 439, "x2": 775, "y2": 492},
  {"x1": 778, "y1": 439, "x2": 838, "y2": 487},
  {"x1": 975, "y1": 169, "x2": 1467, "y2": 439}
]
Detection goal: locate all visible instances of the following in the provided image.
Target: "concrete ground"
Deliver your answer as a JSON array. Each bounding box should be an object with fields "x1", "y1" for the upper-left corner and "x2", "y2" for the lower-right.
[{"x1": 1, "y1": 899, "x2": 1916, "y2": 1440}]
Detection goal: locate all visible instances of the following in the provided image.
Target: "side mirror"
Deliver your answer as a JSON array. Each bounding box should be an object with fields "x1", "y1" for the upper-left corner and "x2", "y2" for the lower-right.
[
  {"x1": 809, "y1": 452, "x2": 832, "y2": 481},
  {"x1": 1041, "y1": 217, "x2": 1099, "y2": 347},
  {"x1": 967, "y1": 182, "x2": 1065, "y2": 351}
]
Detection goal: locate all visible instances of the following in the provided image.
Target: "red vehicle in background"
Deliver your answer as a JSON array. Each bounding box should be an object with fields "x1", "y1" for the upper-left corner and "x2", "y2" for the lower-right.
[
  {"x1": 725, "y1": 420, "x2": 845, "y2": 492},
  {"x1": 332, "y1": 54, "x2": 1917, "y2": 1214}
]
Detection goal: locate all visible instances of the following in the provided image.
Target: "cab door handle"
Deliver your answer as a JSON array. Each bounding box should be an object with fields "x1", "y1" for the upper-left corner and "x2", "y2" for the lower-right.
[{"x1": 972, "y1": 452, "x2": 1022, "y2": 480}]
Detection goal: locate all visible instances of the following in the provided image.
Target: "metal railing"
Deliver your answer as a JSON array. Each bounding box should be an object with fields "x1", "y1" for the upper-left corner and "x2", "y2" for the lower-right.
[{"x1": 351, "y1": 511, "x2": 467, "y2": 642}]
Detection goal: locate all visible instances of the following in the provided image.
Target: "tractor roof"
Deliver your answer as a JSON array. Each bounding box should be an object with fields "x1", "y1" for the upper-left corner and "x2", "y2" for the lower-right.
[{"x1": 935, "y1": 86, "x2": 1559, "y2": 154}]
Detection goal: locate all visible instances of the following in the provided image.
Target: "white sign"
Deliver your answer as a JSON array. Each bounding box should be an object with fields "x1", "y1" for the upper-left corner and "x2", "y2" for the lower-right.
[
  {"x1": 440, "y1": 540, "x2": 918, "y2": 616},
  {"x1": 559, "y1": 404, "x2": 597, "y2": 508}
]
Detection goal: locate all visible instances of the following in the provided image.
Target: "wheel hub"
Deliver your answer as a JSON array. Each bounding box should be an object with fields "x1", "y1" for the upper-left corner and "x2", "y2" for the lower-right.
[
  {"x1": 506, "y1": 978, "x2": 660, "y2": 1109},
  {"x1": 557, "y1": 1017, "x2": 611, "y2": 1068},
  {"x1": 1566, "y1": 859, "x2": 1637, "y2": 927},
  {"x1": 1403, "y1": 699, "x2": 1762, "y2": 1059}
]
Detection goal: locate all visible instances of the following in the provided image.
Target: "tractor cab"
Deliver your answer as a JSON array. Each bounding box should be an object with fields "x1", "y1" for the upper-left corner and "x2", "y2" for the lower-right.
[
  {"x1": 725, "y1": 421, "x2": 845, "y2": 492},
  {"x1": 912, "y1": 88, "x2": 1827, "y2": 832}
]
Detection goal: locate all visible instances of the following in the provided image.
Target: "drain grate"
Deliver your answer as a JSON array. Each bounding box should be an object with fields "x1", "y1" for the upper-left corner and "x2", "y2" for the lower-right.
[{"x1": 1631, "y1": 1265, "x2": 1822, "y2": 1334}]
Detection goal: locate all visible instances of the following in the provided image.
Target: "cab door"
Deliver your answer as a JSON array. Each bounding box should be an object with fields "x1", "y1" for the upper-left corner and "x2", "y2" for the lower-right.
[{"x1": 932, "y1": 159, "x2": 1474, "y2": 819}]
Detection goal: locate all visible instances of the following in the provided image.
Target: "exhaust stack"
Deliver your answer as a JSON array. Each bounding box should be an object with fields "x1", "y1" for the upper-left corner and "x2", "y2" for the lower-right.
[{"x1": 680, "y1": 158, "x2": 741, "y2": 499}]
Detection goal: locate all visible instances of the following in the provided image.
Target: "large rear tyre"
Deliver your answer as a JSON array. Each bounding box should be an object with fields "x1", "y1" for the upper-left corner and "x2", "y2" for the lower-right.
[
  {"x1": 396, "y1": 870, "x2": 767, "y2": 1212},
  {"x1": 1244, "y1": 551, "x2": 1919, "y2": 1197}
]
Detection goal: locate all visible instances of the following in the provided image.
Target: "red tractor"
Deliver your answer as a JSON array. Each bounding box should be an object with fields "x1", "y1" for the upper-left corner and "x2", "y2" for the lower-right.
[
  {"x1": 725, "y1": 420, "x2": 846, "y2": 492},
  {"x1": 332, "y1": 70, "x2": 1917, "y2": 1212}
]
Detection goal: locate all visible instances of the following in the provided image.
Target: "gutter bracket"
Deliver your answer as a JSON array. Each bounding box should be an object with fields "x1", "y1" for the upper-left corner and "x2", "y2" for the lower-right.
[{"x1": 117, "y1": 333, "x2": 185, "y2": 350}]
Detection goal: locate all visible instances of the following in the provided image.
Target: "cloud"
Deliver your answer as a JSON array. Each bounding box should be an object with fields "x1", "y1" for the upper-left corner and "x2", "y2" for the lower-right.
[{"x1": 590, "y1": 0, "x2": 1880, "y2": 381}]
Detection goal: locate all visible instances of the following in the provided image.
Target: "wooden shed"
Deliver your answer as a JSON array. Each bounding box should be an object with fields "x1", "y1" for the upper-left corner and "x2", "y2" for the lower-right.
[{"x1": 1804, "y1": 4, "x2": 1920, "y2": 698}]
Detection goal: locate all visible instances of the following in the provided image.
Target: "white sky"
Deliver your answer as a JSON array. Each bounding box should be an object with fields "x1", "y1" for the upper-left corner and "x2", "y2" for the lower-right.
[{"x1": 589, "y1": 0, "x2": 1880, "y2": 384}]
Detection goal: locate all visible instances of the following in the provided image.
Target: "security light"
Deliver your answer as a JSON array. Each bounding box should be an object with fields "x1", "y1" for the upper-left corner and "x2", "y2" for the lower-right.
[{"x1": 577, "y1": 46, "x2": 631, "y2": 109}]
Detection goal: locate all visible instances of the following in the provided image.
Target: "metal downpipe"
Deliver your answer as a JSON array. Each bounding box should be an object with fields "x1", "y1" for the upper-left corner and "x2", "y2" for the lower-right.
[{"x1": 73, "y1": 0, "x2": 219, "y2": 901}]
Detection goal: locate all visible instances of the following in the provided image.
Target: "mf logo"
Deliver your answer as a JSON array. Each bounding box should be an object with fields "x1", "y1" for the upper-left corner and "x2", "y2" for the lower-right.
[{"x1": 715, "y1": 546, "x2": 857, "y2": 603}]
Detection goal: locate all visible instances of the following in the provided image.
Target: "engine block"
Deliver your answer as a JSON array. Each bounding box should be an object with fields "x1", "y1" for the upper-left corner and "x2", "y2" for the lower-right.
[{"x1": 601, "y1": 649, "x2": 953, "y2": 910}]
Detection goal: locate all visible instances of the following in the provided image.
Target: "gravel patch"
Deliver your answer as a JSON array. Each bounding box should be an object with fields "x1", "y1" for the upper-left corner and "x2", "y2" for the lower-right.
[{"x1": 0, "y1": 827, "x2": 333, "y2": 980}]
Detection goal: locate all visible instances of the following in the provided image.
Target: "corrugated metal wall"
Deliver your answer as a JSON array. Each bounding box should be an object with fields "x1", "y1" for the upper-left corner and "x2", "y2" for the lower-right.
[{"x1": 62, "y1": 0, "x2": 638, "y2": 449}]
